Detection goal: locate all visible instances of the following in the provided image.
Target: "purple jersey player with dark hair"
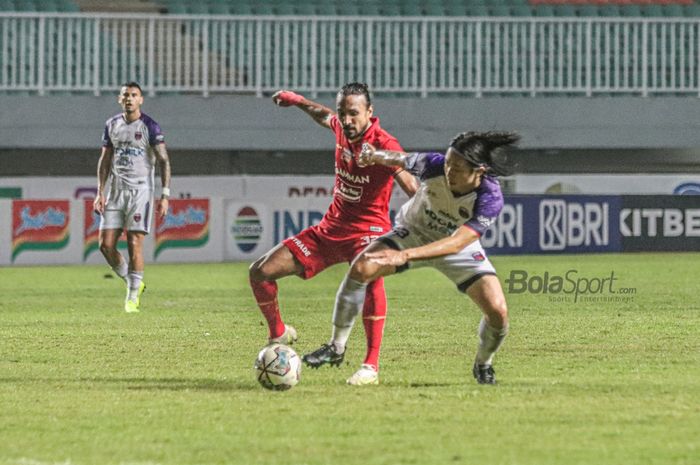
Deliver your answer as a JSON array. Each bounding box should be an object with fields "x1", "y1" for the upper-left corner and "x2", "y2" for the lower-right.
[{"x1": 305, "y1": 131, "x2": 519, "y2": 385}]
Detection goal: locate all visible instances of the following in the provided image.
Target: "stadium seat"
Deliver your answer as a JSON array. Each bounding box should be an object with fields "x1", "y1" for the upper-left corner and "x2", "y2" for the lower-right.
[
  {"x1": 187, "y1": 2, "x2": 209, "y2": 14},
  {"x1": 576, "y1": 5, "x2": 599, "y2": 17},
  {"x1": 380, "y1": 4, "x2": 401, "y2": 15},
  {"x1": 684, "y1": 4, "x2": 700, "y2": 16},
  {"x1": 510, "y1": 4, "x2": 532, "y2": 16},
  {"x1": 641, "y1": 5, "x2": 664, "y2": 17},
  {"x1": 230, "y1": 3, "x2": 253, "y2": 14},
  {"x1": 598, "y1": 5, "x2": 620, "y2": 16},
  {"x1": 423, "y1": 3, "x2": 447, "y2": 16},
  {"x1": 316, "y1": 3, "x2": 338, "y2": 15},
  {"x1": 0, "y1": 0, "x2": 13, "y2": 10},
  {"x1": 400, "y1": 3, "x2": 423, "y2": 16},
  {"x1": 620, "y1": 5, "x2": 642, "y2": 17},
  {"x1": 208, "y1": 3, "x2": 230, "y2": 15},
  {"x1": 490, "y1": 5, "x2": 512, "y2": 17},
  {"x1": 14, "y1": 0, "x2": 37, "y2": 11},
  {"x1": 663, "y1": 4, "x2": 684, "y2": 17},
  {"x1": 533, "y1": 5, "x2": 555, "y2": 16},
  {"x1": 274, "y1": 4, "x2": 295, "y2": 15},
  {"x1": 553, "y1": 5, "x2": 576, "y2": 17}
]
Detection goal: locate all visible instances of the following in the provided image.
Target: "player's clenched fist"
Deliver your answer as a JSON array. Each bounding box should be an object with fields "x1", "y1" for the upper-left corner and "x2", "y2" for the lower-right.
[
  {"x1": 93, "y1": 193, "x2": 106, "y2": 215},
  {"x1": 358, "y1": 142, "x2": 376, "y2": 168},
  {"x1": 272, "y1": 90, "x2": 305, "y2": 107}
]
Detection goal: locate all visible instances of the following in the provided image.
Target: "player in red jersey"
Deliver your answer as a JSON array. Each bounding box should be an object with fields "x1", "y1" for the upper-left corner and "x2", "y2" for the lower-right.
[{"x1": 249, "y1": 82, "x2": 418, "y2": 377}]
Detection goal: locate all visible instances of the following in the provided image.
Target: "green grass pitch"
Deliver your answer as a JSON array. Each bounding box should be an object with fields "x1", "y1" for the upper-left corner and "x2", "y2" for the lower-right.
[{"x1": 1, "y1": 253, "x2": 699, "y2": 465}]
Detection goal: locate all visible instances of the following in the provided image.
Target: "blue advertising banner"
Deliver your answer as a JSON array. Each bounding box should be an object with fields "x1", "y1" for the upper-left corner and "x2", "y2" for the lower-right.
[{"x1": 483, "y1": 195, "x2": 622, "y2": 255}]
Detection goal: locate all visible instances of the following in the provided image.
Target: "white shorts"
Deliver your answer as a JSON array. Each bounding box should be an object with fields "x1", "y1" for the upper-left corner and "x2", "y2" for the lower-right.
[
  {"x1": 378, "y1": 227, "x2": 497, "y2": 293},
  {"x1": 100, "y1": 188, "x2": 153, "y2": 234}
]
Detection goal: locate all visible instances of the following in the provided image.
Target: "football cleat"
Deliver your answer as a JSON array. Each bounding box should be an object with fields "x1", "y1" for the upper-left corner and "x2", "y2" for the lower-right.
[
  {"x1": 346, "y1": 364, "x2": 379, "y2": 386},
  {"x1": 302, "y1": 343, "x2": 345, "y2": 368},
  {"x1": 124, "y1": 282, "x2": 146, "y2": 313},
  {"x1": 473, "y1": 363, "x2": 496, "y2": 385},
  {"x1": 124, "y1": 298, "x2": 140, "y2": 313},
  {"x1": 268, "y1": 324, "x2": 298, "y2": 345}
]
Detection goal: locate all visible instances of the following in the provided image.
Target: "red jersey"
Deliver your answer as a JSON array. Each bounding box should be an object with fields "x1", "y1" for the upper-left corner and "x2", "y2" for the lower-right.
[{"x1": 318, "y1": 115, "x2": 403, "y2": 236}]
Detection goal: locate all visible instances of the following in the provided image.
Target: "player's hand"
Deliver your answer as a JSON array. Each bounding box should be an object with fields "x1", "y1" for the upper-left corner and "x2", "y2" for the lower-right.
[
  {"x1": 272, "y1": 90, "x2": 305, "y2": 107},
  {"x1": 365, "y1": 248, "x2": 408, "y2": 267},
  {"x1": 358, "y1": 143, "x2": 376, "y2": 168},
  {"x1": 93, "y1": 193, "x2": 105, "y2": 215},
  {"x1": 157, "y1": 197, "x2": 169, "y2": 219}
]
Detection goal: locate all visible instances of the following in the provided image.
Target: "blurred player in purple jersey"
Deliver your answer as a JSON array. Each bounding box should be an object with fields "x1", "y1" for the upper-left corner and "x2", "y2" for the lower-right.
[
  {"x1": 93, "y1": 81, "x2": 172, "y2": 313},
  {"x1": 306, "y1": 131, "x2": 519, "y2": 385}
]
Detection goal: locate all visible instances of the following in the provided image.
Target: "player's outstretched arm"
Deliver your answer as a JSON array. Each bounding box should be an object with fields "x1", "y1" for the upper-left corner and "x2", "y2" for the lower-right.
[
  {"x1": 394, "y1": 169, "x2": 419, "y2": 197},
  {"x1": 271, "y1": 90, "x2": 333, "y2": 129},
  {"x1": 154, "y1": 143, "x2": 171, "y2": 218},
  {"x1": 93, "y1": 146, "x2": 113, "y2": 214},
  {"x1": 367, "y1": 226, "x2": 480, "y2": 266},
  {"x1": 358, "y1": 142, "x2": 408, "y2": 168}
]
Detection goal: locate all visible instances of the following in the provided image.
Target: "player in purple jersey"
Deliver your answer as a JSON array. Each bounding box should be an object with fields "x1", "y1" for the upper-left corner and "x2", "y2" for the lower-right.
[
  {"x1": 93, "y1": 81, "x2": 172, "y2": 313},
  {"x1": 307, "y1": 131, "x2": 519, "y2": 385}
]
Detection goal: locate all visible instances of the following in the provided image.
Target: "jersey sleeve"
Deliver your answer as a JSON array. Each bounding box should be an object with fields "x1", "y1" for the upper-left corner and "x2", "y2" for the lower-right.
[
  {"x1": 143, "y1": 117, "x2": 165, "y2": 146},
  {"x1": 464, "y1": 177, "x2": 503, "y2": 236},
  {"x1": 101, "y1": 123, "x2": 113, "y2": 148},
  {"x1": 403, "y1": 152, "x2": 445, "y2": 181},
  {"x1": 329, "y1": 114, "x2": 340, "y2": 133}
]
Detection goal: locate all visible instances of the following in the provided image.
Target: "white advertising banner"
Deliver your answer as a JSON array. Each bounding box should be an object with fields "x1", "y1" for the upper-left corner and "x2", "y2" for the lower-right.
[{"x1": 512, "y1": 174, "x2": 699, "y2": 195}]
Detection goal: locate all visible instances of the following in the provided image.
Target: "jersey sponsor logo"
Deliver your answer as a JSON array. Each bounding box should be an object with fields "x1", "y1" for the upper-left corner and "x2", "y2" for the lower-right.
[
  {"x1": 290, "y1": 236, "x2": 311, "y2": 257},
  {"x1": 155, "y1": 199, "x2": 210, "y2": 258},
  {"x1": 12, "y1": 200, "x2": 70, "y2": 262},
  {"x1": 155, "y1": 134, "x2": 165, "y2": 143},
  {"x1": 472, "y1": 251, "x2": 486, "y2": 262},
  {"x1": 369, "y1": 226, "x2": 384, "y2": 233},
  {"x1": 336, "y1": 166, "x2": 370, "y2": 185},
  {"x1": 231, "y1": 206, "x2": 263, "y2": 253},
  {"x1": 336, "y1": 180, "x2": 363, "y2": 203},
  {"x1": 458, "y1": 206, "x2": 472, "y2": 219},
  {"x1": 423, "y1": 207, "x2": 459, "y2": 235}
]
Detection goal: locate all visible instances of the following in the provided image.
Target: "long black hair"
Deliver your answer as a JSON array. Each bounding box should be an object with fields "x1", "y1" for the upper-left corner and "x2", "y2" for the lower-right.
[{"x1": 450, "y1": 131, "x2": 520, "y2": 177}]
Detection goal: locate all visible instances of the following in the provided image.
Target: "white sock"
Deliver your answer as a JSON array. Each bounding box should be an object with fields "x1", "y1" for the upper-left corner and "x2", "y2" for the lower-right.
[
  {"x1": 127, "y1": 271, "x2": 144, "y2": 301},
  {"x1": 330, "y1": 277, "x2": 368, "y2": 353},
  {"x1": 475, "y1": 317, "x2": 509, "y2": 366},
  {"x1": 111, "y1": 259, "x2": 128, "y2": 284}
]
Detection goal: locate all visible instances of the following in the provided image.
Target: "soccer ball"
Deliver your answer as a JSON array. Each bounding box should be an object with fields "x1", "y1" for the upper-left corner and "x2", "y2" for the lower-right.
[{"x1": 254, "y1": 343, "x2": 301, "y2": 391}]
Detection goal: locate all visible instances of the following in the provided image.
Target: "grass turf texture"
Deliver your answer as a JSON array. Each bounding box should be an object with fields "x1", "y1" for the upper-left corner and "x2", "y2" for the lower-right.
[{"x1": 1, "y1": 253, "x2": 699, "y2": 465}]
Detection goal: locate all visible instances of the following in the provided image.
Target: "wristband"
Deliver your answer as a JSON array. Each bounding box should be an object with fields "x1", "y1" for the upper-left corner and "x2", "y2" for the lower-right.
[
  {"x1": 275, "y1": 91, "x2": 305, "y2": 106},
  {"x1": 161, "y1": 187, "x2": 170, "y2": 198}
]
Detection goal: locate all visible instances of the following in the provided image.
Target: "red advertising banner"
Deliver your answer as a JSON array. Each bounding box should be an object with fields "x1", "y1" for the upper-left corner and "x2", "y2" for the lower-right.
[
  {"x1": 154, "y1": 198, "x2": 210, "y2": 258},
  {"x1": 12, "y1": 200, "x2": 70, "y2": 262}
]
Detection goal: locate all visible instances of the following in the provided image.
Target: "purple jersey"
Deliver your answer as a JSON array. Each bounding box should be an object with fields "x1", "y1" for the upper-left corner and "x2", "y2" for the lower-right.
[
  {"x1": 102, "y1": 112, "x2": 164, "y2": 190},
  {"x1": 394, "y1": 152, "x2": 503, "y2": 241}
]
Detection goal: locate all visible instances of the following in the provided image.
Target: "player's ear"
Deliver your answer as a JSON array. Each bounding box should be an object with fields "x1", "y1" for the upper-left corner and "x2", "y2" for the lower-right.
[{"x1": 367, "y1": 104, "x2": 374, "y2": 116}]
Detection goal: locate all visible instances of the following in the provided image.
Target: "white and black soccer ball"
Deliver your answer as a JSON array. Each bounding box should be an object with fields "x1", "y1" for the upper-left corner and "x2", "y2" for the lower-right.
[{"x1": 254, "y1": 343, "x2": 301, "y2": 391}]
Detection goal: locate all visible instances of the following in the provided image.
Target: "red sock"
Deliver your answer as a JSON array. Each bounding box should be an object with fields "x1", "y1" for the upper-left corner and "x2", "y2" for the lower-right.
[
  {"x1": 362, "y1": 278, "x2": 387, "y2": 372},
  {"x1": 250, "y1": 278, "x2": 285, "y2": 339}
]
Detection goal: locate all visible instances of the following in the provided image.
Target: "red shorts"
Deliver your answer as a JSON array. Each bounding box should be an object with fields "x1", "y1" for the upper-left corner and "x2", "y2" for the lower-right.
[{"x1": 283, "y1": 224, "x2": 382, "y2": 279}]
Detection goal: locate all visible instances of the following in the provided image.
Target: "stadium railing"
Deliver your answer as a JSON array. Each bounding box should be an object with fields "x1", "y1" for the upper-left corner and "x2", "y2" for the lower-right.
[{"x1": 1, "y1": 12, "x2": 699, "y2": 97}]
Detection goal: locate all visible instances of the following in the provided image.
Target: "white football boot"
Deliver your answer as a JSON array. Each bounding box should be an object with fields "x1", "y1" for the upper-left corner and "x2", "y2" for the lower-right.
[
  {"x1": 268, "y1": 324, "x2": 298, "y2": 345},
  {"x1": 346, "y1": 364, "x2": 379, "y2": 386}
]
